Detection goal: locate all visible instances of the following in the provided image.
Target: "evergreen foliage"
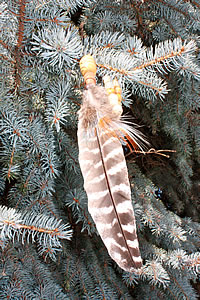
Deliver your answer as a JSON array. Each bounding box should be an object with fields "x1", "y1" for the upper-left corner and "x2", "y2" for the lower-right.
[{"x1": 0, "y1": 0, "x2": 200, "y2": 298}]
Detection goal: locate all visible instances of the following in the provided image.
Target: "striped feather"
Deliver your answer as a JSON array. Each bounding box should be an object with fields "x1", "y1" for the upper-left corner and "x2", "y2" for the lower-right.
[{"x1": 78, "y1": 84, "x2": 144, "y2": 272}]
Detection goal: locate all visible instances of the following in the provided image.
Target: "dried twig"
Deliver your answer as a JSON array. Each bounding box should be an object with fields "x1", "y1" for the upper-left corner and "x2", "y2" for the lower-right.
[{"x1": 126, "y1": 148, "x2": 176, "y2": 158}]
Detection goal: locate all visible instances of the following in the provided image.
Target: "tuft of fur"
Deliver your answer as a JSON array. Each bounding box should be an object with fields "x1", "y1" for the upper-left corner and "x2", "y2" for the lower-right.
[
  {"x1": 78, "y1": 85, "x2": 122, "y2": 131},
  {"x1": 78, "y1": 85, "x2": 148, "y2": 150}
]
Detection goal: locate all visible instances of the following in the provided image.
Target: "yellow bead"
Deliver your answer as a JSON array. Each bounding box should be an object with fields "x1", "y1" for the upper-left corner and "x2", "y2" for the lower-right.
[
  {"x1": 113, "y1": 78, "x2": 122, "y2": 94},
  {"x1": 106, "y1": 88, "x2": 115, "y2": 95},
  {"x1": 80, "y1": 55, "x2": 97, "y2": 77},
  {"x1": 117, "y1": 93, "x2": 122, "y2": 103},
  {"x1": 115, "y1": 86, "x2": 122, "y2": 94}
]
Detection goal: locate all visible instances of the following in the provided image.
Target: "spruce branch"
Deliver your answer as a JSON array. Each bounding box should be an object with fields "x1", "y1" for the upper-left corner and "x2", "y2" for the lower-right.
[
  {"x1": 131, "y1": 38, "x2": 200, "y2": 80},
  {"x1": 85, "y1": 34, "x2": 199, "y2": 100},
  {"x1": 0, "y1": 205, "x2": 72, "y2": 253},
  {"x1": 141, "y1": 260, "x2": 170, "y2": 288},
  {"x1": 65, "y1": 188, "x2": 96, "y2": 235},
  {"x1": 45, "y1": 79, "x2": 71, "y2": 132},
  {"x1": 32, "y1": 25, "x2": 82, "y2": 69}
]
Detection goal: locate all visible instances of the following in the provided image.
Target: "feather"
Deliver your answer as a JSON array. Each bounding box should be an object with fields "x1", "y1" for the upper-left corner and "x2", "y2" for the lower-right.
[{"x1": 78, "y1": 83, "x2": 145, "y2": 272}]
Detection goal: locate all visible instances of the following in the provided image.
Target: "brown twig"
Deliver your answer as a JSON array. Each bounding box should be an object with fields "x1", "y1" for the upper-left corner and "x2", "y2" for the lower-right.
[{"x1": 126, "y1": 148, "x2": 176, "y2": 159}]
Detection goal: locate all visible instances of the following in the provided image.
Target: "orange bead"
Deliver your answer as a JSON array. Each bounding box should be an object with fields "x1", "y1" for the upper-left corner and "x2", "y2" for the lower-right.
[
  {"x1": 80, "y1": 55, "x2": 97, "y2": 77},
  {"x1": 83, "y1": 71, "x2": 96, "y2": 85}
]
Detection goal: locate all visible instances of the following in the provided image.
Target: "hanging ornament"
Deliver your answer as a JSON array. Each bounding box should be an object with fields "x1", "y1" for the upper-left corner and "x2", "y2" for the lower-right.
[{"x1": 77, "y1": 55, "x2": 147, "y2": 272}]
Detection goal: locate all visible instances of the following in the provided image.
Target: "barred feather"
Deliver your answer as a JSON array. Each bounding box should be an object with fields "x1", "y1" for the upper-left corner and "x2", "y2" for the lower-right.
[{"x1": 78, "y1": 84, "x2": 145, "y2": 272}]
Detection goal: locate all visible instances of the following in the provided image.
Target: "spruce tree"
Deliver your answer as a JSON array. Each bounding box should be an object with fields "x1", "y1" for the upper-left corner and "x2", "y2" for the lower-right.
[{"x1": 0, "y1": 0, "x2": 200, "y2": 299}]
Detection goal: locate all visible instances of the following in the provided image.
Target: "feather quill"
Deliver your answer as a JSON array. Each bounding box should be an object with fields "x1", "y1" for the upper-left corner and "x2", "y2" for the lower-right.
[{"x1": 78, "y1": 55, "x2": 146, "y2": 272}]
